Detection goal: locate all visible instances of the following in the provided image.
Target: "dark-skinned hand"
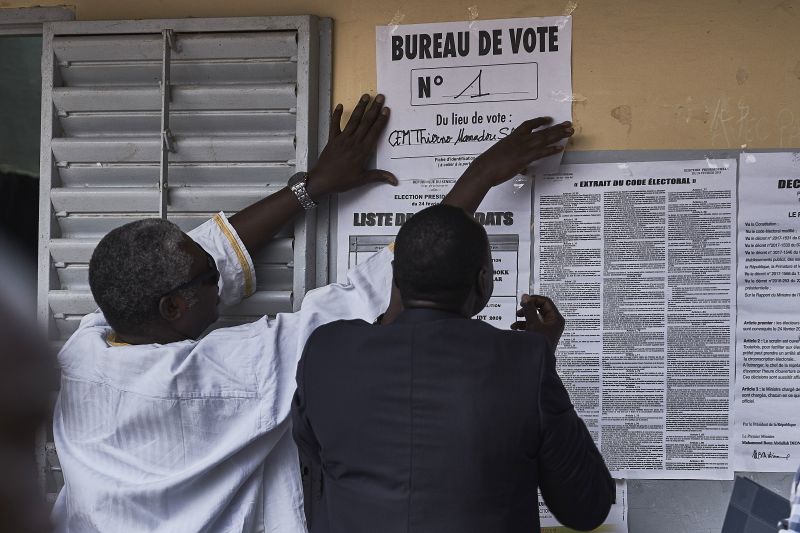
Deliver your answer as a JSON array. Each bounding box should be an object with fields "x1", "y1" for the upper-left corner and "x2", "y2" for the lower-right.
[
  {"x1": 466, "y1": 117, "x2": 573, "y2": 187},
  {"x1": 470, "y1": 117, "x2": 575, "y2": 186},
  {"x1": 443, "y1": 117, "x2": 574, "y2": 213},
  {"x1": 511, "y1": 294, "x2": 566, "y2": 350},
  {"x1": 306, "y1": 94, "x2": 397, "y2": 199}
]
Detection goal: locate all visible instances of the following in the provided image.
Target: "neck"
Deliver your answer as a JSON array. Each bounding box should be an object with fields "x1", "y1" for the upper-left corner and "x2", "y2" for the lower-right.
[
  {"x1": 401, "y1": 299, "x2": 470, "y2": 318},
  {"x1": 115, "y1": 323, "x2": 191, "y2": 345}
]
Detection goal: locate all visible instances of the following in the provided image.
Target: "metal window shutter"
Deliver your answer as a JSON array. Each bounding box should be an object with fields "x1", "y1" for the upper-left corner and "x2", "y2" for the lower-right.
[{"x1": 39, "y1": 17, "x2": 332, "y2": 343}]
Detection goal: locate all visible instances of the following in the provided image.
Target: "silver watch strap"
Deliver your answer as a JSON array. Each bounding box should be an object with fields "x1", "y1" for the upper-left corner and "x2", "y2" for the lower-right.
[{"x1": 290, "y1": 179, "x2": 317, "y2": 210}]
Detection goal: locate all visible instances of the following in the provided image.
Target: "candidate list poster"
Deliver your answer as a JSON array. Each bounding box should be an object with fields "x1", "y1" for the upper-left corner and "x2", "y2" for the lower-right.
[
  {"x1": 533, "y1": 160, "x2": 737, "y2": 479},
  {"x1": 376, "y1": 16, "x2": 572, "y2": 178},
  {"x1": 336, "y1": 177, "x2": 531, "y2": 330},
  {"x1": 734, "y1": 152, "x2": 800, "y2": 472}
]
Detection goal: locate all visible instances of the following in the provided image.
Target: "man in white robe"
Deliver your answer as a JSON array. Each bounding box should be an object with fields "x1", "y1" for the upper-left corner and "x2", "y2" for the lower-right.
[{"x1": 51, "y1": 92, "x2": 574, "y2": 533}]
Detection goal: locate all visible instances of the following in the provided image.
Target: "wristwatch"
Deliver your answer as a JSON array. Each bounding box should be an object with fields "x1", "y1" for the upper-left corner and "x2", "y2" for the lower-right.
[{"x1": 288, "y1": 171, "x2": 317, "y2": 210}]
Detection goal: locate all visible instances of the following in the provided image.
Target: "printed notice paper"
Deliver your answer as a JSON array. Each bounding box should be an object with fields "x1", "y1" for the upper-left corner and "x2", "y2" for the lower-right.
[
  {"x1": 375, "y1": 16, "x2": 572, "y2": 178},
  {"x1": 533, "y1": 160, "x2": 737, "y2": 479},
  {"x1": 734, "y1": 152, "x2": 800, "y2": 472},
  {"x1": 540, "y1": 480, "x2": 628, "y2": 532},
  {"x1": 336, "y1": 178, "x2": 531, "y2": 329}
]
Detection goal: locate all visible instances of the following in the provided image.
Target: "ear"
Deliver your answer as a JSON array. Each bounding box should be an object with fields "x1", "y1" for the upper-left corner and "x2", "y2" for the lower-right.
[
  {"x1": 158, "y1": 294, "x2": 187, "y2": 322},
  {"x1": 476, "y1": 266, "x2": 491, "y2": 301}
]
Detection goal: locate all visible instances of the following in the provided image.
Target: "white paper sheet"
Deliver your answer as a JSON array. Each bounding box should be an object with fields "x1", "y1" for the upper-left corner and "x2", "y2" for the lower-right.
[
  {"x1": 540, "y1": 480, "x2": 628, "y2": 532},
  {"x1": 335, "y1": 177, "x2": 531, "y2": 329},
  {"x1": 734, "y1": 152, "x2": 800, "y2": 472},
  {"x1": 533, "y1": 160, "x2": 737, "y2": 479},
  {"x1": 375, "y1": 16, "x2": 572, "y2": 178}
]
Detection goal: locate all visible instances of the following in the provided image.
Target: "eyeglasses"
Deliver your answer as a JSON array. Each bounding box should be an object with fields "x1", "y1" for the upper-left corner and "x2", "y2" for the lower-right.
[{"x1": 162, "y1": 252, "x2": 219, "y2": 297}]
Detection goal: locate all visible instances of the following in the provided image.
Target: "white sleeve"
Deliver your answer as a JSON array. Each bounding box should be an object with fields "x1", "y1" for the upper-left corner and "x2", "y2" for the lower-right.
[
  {"x1": 187, "y1": 212, "x2": 256, "y2": 307},
  {"x1": 288, "y1": 246, "x2": 394, "y2": 355},
  {"x1": 248, "y1": 245, "x2": 392, "y2": 415}
]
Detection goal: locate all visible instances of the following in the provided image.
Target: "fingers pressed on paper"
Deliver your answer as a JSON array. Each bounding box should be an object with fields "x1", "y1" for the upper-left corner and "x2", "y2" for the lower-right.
[
  {"x1": 364, "y1": 107, "x2": 390, "y2": 146},
  {"x1": 531, "y1": 125, "x2": 570, "y2": 147},
  {"x1": 343, "y1": 94, "x2": 371, "y2": 135},
  {"x1": 355, "y1": 97, "x2": 384, "y2": 140},
  {"x1": 370, "y1": 170, "x2": 398, "y2": 185},
  {"x1": 533, "y1": 295, "x2": 562, "y2": 320},
  {"x1": 518, "y1": 117, "x2": 553, "y2": 132},
  {"x1": 546, "y1": 126, "x2": 574, "y2": 144}
]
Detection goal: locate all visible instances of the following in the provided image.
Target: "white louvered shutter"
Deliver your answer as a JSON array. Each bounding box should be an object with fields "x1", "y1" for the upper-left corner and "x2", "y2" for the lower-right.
[{"x1": 38, "y1": 17, "x2": 331, "y2": 343}]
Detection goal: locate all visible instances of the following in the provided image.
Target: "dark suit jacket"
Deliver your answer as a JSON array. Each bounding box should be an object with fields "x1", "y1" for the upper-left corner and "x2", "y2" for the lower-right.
[{"x1": 292, "y1": 308, "x2": 615, "y2": 533}]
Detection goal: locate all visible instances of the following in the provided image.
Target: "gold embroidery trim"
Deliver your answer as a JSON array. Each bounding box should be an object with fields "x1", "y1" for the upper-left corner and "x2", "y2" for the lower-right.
[
  {"x1": 106, "y1": 331, "x2": 130, "y2": 347},
  {"x1": 213, "y1": 213, "x2": 254, "y2": 297}
]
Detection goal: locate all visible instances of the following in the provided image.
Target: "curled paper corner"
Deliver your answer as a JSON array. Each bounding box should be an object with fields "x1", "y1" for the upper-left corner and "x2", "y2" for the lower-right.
[
  {"x1": 562, "y1": 0, "x2": 578, "y2": 16},
  {"x1": 549, "y1": 90, "x2": 587, "y2": 103},
  {"x1": 388, "y1": 9, "x2": 406, "y2": 33}
]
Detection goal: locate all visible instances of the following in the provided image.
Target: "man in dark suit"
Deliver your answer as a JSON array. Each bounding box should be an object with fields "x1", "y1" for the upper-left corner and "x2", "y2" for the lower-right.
[{"x1": 292, "y1": 126, "x2": 614, "y2": 533}]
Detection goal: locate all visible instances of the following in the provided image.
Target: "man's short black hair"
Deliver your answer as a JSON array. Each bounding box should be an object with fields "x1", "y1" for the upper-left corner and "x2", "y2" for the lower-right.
[
  {"x1": 89, "y1": 219, "x2": 195, "y2": 333},
  {"x1": 393, "y1": 204, "x2": 489, "y2": 305}
]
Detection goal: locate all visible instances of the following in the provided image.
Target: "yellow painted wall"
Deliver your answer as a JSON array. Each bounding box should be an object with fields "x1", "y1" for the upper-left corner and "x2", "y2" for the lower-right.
[{"x1": 5, "y1": 0, "x2": 800, "y2": 151}]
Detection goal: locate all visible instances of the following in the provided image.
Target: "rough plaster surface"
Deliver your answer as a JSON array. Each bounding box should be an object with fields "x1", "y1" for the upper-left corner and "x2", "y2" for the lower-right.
[{"x1": 3, "y1": 0, "x2": 799, "y2": 151}]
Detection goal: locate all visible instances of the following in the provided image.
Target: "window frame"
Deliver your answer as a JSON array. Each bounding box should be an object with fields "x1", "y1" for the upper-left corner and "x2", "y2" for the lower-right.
[{"x1": 36, "y1": 15, "x2": 332, "y2": 497}]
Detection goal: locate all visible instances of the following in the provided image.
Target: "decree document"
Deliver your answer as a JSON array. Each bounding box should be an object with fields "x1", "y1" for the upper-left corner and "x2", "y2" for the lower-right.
[
  {"x1": 734, "y1": 152, "x2": 800, "y2": 472},
  {"x1": 533, "y1": 160, "x2": 737, "y2": 479}
]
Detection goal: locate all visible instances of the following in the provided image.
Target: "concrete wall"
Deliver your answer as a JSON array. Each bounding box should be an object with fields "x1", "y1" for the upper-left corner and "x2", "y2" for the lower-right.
[
  {"x1": 3, "y1": 0, "x2": 798, "y2": 530},
  {"x1": 3, "y1": 0, "x2": 800, "y2": 152}
]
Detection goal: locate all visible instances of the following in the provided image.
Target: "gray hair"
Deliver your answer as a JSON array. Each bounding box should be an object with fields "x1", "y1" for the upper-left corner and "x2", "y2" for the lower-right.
[{"x1": 88, "y1": 218, "x2": 197, "y2": 333}]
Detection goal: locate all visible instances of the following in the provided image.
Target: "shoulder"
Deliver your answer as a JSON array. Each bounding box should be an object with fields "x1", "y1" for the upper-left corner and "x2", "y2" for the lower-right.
[
  {"x1": 474, "y1": 320, "x2": 552, "y2": 349},
  {"x1": 298, "y1": 319, "x2": 373, "y2": 379},
  {"x1": 306, "y1": 318, "x2": 373, "y2": 347}
]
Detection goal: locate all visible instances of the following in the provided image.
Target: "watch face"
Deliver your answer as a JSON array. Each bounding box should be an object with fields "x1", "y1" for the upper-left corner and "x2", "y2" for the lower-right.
[{"x1": 288, "y1": 172, "x2": 308, "y2": 187}]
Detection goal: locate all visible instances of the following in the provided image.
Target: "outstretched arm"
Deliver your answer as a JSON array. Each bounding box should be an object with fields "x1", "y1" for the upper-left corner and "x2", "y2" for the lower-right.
[
  {"x1": 443, "y1": 117, "x2": 573, "y2": 214},
  {"x1": 515, "y1": 294, "x2": 615, "y2": 531},
  {"x1": 229, "y1": 94, "x2": 397, "y2": 255},
  {"x1": 379, "y1": 119, "x2": 574, "y2": 325}
]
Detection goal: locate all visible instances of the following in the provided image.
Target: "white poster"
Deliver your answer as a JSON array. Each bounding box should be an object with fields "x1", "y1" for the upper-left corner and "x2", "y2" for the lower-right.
[
  {"x1": 540, "y1": 480, "x2": 628, "y2": 532},
  {"x1": 734, "y1": 152, "x2": 800, "y2": 472},
  {"x1": 533, "y1": 160, "x2": 737, "y2": 479},
  {"x1": 336, "y1": 177, "x2": 531, "y2": 329},
  {"x1": 375, "y1": 16, "x2": 572, "y2": 178}
]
